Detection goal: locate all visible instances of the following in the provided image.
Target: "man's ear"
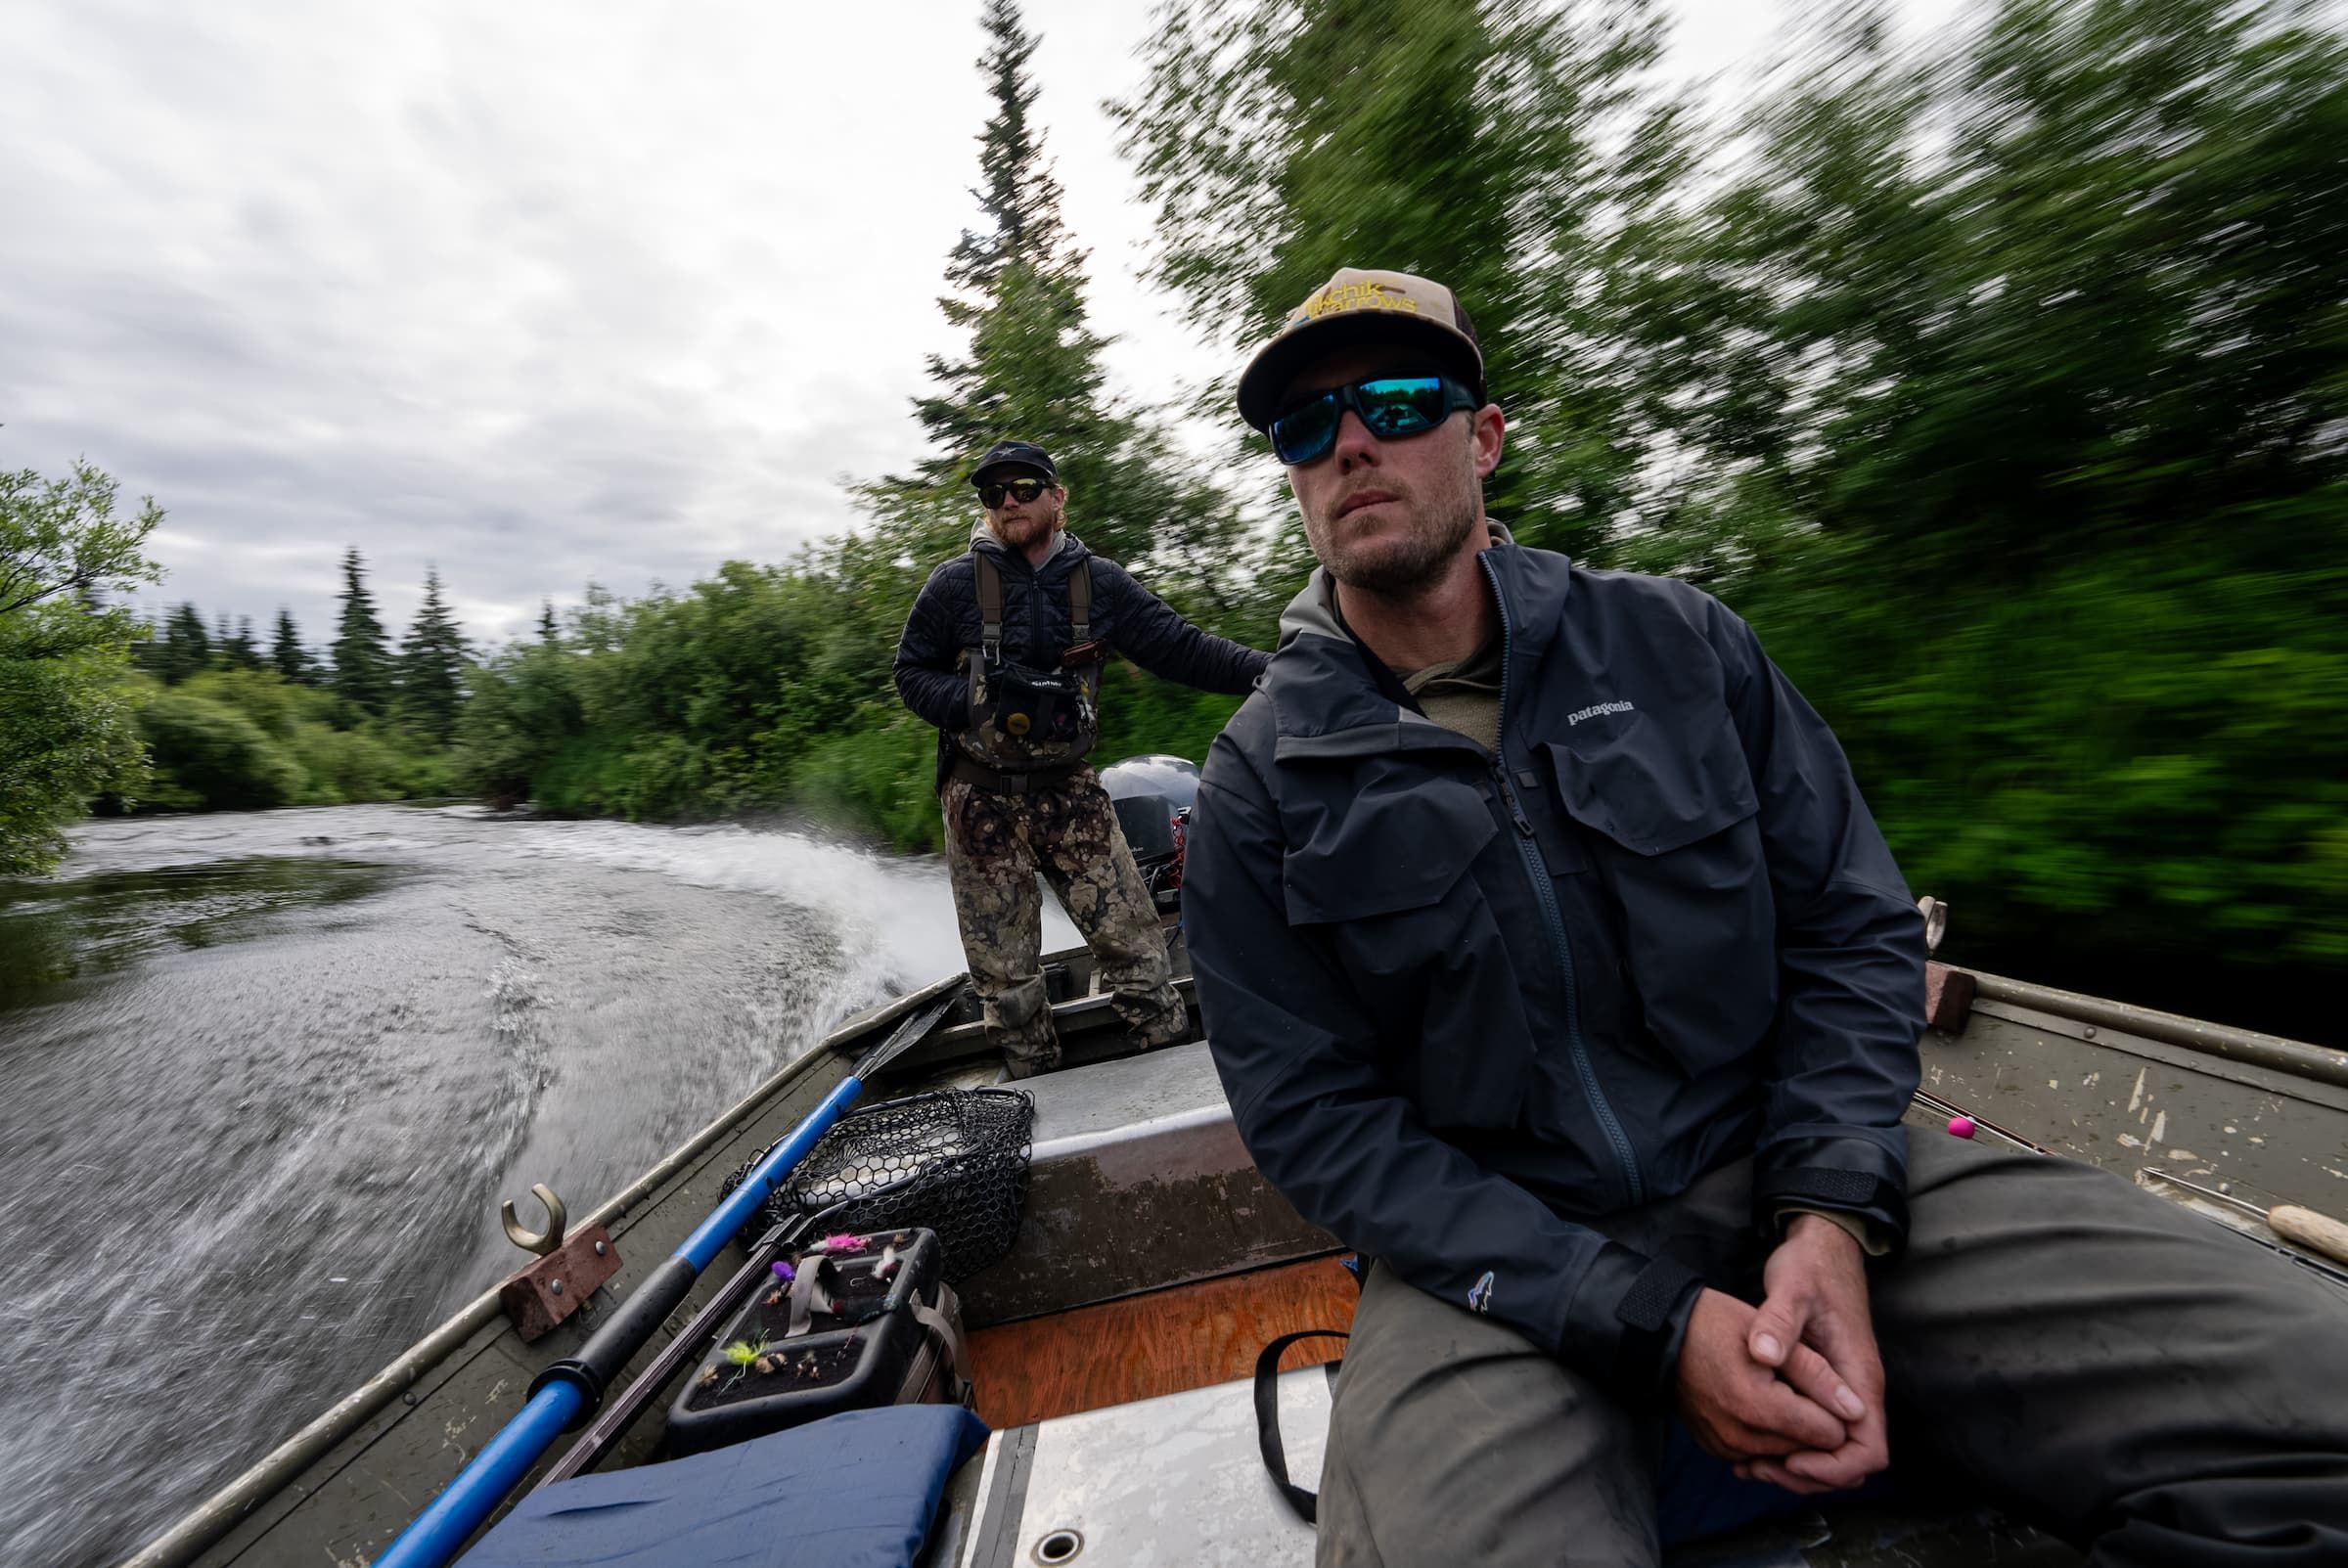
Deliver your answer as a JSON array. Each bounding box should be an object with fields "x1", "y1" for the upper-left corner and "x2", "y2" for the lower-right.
[{"x1": 1470, "y1": 405, "x2": 1506, "y2": 480}]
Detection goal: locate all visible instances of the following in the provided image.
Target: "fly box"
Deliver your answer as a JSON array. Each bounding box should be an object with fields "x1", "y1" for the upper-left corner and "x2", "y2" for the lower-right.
[{"x1": 666, "y1": 1227, "x2": 966, "y2": 1457}]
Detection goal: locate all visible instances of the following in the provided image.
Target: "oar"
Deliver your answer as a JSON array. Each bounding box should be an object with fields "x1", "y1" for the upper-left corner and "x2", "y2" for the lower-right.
[{"x1": 371, "y1": 991, "x2": 958, "y2": 1568}]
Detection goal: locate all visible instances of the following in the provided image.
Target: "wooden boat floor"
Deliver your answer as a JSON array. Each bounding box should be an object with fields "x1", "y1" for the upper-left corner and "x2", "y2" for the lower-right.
[{"x1": 965, "y1": 1254, "x2": 1355, "y2": 1429}]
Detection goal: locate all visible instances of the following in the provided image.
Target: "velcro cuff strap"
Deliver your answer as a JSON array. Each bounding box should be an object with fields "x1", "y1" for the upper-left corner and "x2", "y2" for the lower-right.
[
  {"x1": 1764, "y1": 1168, "x2": 1880, "y2": 1206},
  {"x1": 1753, "y1": 1164, "x2": 1911, "y2": 1252},
  {"x1": 1616, "y1": 1256, "x2": 1702, "y2": 1334}
]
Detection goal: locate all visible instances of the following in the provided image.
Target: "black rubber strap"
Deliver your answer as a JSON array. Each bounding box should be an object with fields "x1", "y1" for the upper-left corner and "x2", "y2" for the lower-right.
[
  {"x1": 945, "y1": 755, "x2": 1082, "y2": 793},
  {"x1": 1616, "y1": 1255, "x2": 1703, "y2": 1334},
  {"x1": 1255, "y1": 1328, "x2": 1349, "y2": 1525}
]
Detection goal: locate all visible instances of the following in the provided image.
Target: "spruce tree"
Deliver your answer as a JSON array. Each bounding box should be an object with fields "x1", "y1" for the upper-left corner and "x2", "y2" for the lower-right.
[
  {"x1": 219, "y1": 613, "x2": 261, "y2": 671},
  {"x1": 537, "y1": 600, "x2": 559, "y2": 645},
  {"x1": 329, "y1": 547, "x2": 393, "y2": 719},
  {"x1": 158, "y1": 602, "x2": 209, "y2": 685},
  {"x1": 269, "y1": 607, "x2": 315, "y2": 684},
  {"x1": 853, "y1": 0, "x2": 1250, "y2": 606},
  {"x1": 395, "y1": 565, "x2": 469, "y2": 744}
]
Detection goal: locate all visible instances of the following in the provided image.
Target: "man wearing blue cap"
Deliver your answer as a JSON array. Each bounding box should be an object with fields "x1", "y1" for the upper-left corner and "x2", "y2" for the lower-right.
[{"x1": 894, "y1": 439, "x2": 1267, "y2": 1077}]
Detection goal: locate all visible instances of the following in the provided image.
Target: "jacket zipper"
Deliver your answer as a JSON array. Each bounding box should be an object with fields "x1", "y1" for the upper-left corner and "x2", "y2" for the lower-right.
[{"x1": 1480, "y1": 554, "x2": 1646, "y2": 1207}]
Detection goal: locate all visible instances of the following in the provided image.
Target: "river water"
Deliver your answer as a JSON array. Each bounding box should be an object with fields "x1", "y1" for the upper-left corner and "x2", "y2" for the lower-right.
[{"x1": 0, "y1": 804, "x2": 1071, "y2": 1568}]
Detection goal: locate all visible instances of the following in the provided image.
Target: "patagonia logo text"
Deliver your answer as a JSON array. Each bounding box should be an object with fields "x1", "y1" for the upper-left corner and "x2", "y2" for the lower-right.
[
  {"x1": 1468, "y1": 1271, "x2": 1496, "y2": 1315},
  {"x1": 1567, "y1": 700, "x2": 1635, "y2": 726}
]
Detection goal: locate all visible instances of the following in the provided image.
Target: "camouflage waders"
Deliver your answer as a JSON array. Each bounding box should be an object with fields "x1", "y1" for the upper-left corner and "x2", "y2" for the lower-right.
[{"x1": 941, "y1": 764, "x2": 1187, "y2": 1076}]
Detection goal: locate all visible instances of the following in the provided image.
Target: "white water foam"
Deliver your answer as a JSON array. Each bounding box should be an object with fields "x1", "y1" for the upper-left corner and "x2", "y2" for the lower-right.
[{"x1": 493, "y1": 817, "x2": 1077, "y2": 1011}]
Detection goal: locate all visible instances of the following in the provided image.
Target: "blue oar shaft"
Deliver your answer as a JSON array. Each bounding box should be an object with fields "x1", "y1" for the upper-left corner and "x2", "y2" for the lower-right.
[
  {"x1": 369, "y1": 1383, "x2": 585, "y2": 1568},
  {"x1": 370, "y1": 1067, "x2": 875, "y2": 1568},
  {"x1": 679, "y1": 1073, "x2": 864, "y2": 1269}
]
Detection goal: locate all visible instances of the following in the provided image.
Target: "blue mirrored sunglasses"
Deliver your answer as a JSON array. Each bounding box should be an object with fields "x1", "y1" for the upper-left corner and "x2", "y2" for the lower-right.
[{"x1": 1268, "y1": 376, "x2": 1479, "y2": 466}]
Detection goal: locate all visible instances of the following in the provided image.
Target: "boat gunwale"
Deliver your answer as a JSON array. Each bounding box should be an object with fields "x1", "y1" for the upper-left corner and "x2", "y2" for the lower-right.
[
  {"x1": 117, "y1": 968, "x2": 965, "y2": 1568},
  {"x1": 1966, "y1": 970, "x2": 2348, "y2": 1090},
  {"x1": 120, "y1": 961, "x2": 2345, "y2": 1568}
]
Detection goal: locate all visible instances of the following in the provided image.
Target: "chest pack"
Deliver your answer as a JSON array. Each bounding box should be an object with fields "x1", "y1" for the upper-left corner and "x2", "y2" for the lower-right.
[{"x1": 956, "y1": 552, "x2": 1103, "y2": 777}]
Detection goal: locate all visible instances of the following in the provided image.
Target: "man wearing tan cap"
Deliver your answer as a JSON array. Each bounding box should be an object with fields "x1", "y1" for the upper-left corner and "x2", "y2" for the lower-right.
[{"x1": 1184, "y1": 267, "x2": 2348, "y2": 1563}]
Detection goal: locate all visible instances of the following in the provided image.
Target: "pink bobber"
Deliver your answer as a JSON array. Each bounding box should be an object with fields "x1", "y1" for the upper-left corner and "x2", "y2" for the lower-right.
[{"x1": 1947, "y1": 1115, "x2": 1977, "y2": 1140}]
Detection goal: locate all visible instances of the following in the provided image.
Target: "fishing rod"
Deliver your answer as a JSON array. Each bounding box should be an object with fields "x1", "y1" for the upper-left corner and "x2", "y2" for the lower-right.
[{"x1": 371, "y1": 992, "x2": 956, "y2": 1568}]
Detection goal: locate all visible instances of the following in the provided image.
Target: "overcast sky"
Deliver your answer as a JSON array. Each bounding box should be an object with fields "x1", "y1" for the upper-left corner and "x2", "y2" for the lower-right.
[{"x1": 1, "y1": 0, "x2": 1960, "y2": 648}]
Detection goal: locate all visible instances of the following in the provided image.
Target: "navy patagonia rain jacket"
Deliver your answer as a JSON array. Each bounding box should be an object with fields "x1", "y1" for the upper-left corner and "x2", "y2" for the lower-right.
[
  {"x1": 894, "y1": 526, "x2": 1267, "y2": 781},
  {"x1": 1184, "y1": 528, "x2": 1926, "y2": 1393}
]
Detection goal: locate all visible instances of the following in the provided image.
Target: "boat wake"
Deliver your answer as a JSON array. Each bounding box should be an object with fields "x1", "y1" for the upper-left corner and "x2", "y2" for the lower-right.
[{"x1": 0, "y1": 803, "x2": 1023, "y2": 1568}]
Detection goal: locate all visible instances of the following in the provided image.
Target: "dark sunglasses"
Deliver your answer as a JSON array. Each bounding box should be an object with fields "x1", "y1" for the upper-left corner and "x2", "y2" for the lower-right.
[
  {"x1": 1268, "y1": 376, "x2": 1480, "y2": 466},
  {"x1": 978, "y1": 476, "x2": 1052, "y2": 508}
]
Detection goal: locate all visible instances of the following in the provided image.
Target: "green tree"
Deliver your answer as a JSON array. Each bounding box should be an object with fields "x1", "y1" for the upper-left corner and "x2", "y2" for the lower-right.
[
  {"x1": 396, "y1": 565, "x2": 470, "y2": 744},
  {"x1": 1111, "y1": 0, "x2": 1690, "y2": 565},
  {"x1": 156, "y1": 603, "x2": 210, "y2": 685},
  {"x1": 269, "y1": 607, "x2": 316, "y2": 685},
  {"x1": 0, "y1": 461, "x2": 163, "y2": 873},
  {"x1": 329, "y1": 547, "x2": 393, "y2": 719},
  {"x1": 218, "y1": 613, "x2": 261, "y2": 672},
  {"x1": 806, "y1": 0, "x2": 1262, "y2": 841}
]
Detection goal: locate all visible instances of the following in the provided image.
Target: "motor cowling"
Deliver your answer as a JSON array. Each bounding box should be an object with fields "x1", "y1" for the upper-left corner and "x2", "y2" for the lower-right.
[{"x1": 1098, "y1": 754, "x2": 1201, "y2": 911}]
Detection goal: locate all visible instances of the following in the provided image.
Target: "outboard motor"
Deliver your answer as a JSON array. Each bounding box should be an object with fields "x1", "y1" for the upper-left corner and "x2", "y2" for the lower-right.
[{"x1": 1099, "y1": 754, "x2": 1201, "y2": 912}]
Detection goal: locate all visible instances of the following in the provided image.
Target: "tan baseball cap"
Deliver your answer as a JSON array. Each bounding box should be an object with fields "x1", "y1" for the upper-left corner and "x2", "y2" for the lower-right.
[{"x1": 1236, "y1": 267, "x2": 1486, "y2": 430}]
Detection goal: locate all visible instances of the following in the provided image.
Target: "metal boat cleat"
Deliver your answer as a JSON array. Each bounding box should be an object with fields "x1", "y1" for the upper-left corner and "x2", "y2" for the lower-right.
[{"x1": 501, "y1": 1183, "x2": 568, "y2": 1256}]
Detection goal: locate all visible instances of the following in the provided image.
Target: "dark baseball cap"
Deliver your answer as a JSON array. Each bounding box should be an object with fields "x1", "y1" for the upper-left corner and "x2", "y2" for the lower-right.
[
  {"x1": 968, "y1": 439, "x2": 1059, "y2": 487},
  {"x1": 1236, "y1": 267, "x2": 1486, "y2": 430}
]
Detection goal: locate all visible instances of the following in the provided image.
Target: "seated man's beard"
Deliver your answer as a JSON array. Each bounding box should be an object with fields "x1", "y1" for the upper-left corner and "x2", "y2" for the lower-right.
[{"x1": 1315, "y1": 483, "x2": 1481, "y2": 595}]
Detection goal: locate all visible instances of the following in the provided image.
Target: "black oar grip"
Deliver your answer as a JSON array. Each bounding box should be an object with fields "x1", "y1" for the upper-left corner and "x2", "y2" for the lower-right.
[{"x1": 528, "y1": 1256, "x2": 700, "y2": 1427}]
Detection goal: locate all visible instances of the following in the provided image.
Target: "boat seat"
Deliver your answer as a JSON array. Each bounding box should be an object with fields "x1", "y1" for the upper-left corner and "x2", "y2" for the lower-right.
[
  {"x1": 458, "y1": 1404, "x2": 987, "y2": 1568},
  {"x1": 955, "y1": 1041, "x2": 1334, "y2": 1324},
  {"x1": 928, "y1": 1369, "x2": 2081, "y2": 1568}
]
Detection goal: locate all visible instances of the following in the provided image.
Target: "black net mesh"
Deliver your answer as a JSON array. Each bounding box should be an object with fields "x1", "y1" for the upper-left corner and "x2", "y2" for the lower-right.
[{"x1": 722, "y1": 1088, "x2": 1034, "y2": 1283}]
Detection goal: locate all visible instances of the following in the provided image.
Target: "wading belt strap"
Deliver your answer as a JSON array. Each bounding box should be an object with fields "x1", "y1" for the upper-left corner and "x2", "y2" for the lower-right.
[{"x1": 947, "y1": 755, "x2": 1081, "y2": 794}]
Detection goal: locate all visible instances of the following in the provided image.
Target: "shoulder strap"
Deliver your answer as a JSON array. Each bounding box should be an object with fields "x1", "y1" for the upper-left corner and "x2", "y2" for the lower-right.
[
  {"x1": 974, "y1": 553, "x2": 1003, "y2": 661},
  {"x1": 1066, "y1": 560, "x2": 1092, "y2": 644},
  {"x1": 1254, "y1": 1328, "x2": 1348, "y2": 1524}
]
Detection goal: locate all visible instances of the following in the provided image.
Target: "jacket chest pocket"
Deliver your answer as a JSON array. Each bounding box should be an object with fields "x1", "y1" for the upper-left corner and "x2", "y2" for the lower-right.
[
  {"x1": 1544, "y1": 714, "x2": 1778, "y2": 1076},
  {"x1": 1279, "y1": 771, "x2": 1527, "y2": 1125}
]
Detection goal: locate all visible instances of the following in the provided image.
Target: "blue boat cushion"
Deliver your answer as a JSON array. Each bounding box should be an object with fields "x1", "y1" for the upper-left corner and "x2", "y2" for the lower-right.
[{"x1": 459, "y1": 1404, "x2": 989, "y2": 1568}]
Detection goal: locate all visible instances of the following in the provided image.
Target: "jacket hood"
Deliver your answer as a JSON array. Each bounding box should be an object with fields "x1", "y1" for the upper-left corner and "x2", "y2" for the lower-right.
[
  {"x1": 969, "y1": 519, "x2": 1087, "y2": 573},
  {"x1": 1266, "y1": 521, "x2": 1553, "y2": 761},
  {"x1": 1275, "y1": 520, "x2": 1518, "y2": 645}
]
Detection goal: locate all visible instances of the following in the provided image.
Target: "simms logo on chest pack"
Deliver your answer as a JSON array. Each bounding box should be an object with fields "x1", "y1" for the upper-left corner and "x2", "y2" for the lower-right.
[{"x1": 1567, "y1": 700, "x2": 1635, "y2": 726}]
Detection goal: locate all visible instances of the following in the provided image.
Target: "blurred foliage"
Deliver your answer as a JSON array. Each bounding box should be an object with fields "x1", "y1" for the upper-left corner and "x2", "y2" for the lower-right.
[
  {"x1": 133, "y1": 669, "x2": 457, "y2": 811},
  {"x1": 0, "y1": 461, "x2": 161, "y2": 874},
  {"x1": 42, "y1": 0, "x2": 2348, "y2": 1003}
]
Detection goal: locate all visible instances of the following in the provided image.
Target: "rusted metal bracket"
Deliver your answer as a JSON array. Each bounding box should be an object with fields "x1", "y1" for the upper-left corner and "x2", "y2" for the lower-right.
[
  {"x1": 1924, "y1": 963, "x2": 1976, "y2": 1034},
  {"x1": 498, "y1": 1221, "x2": 623, "y2": 1342},
  {"x1": 1915, "y1": 897, "x2": 1974, "y2": 1033}
]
